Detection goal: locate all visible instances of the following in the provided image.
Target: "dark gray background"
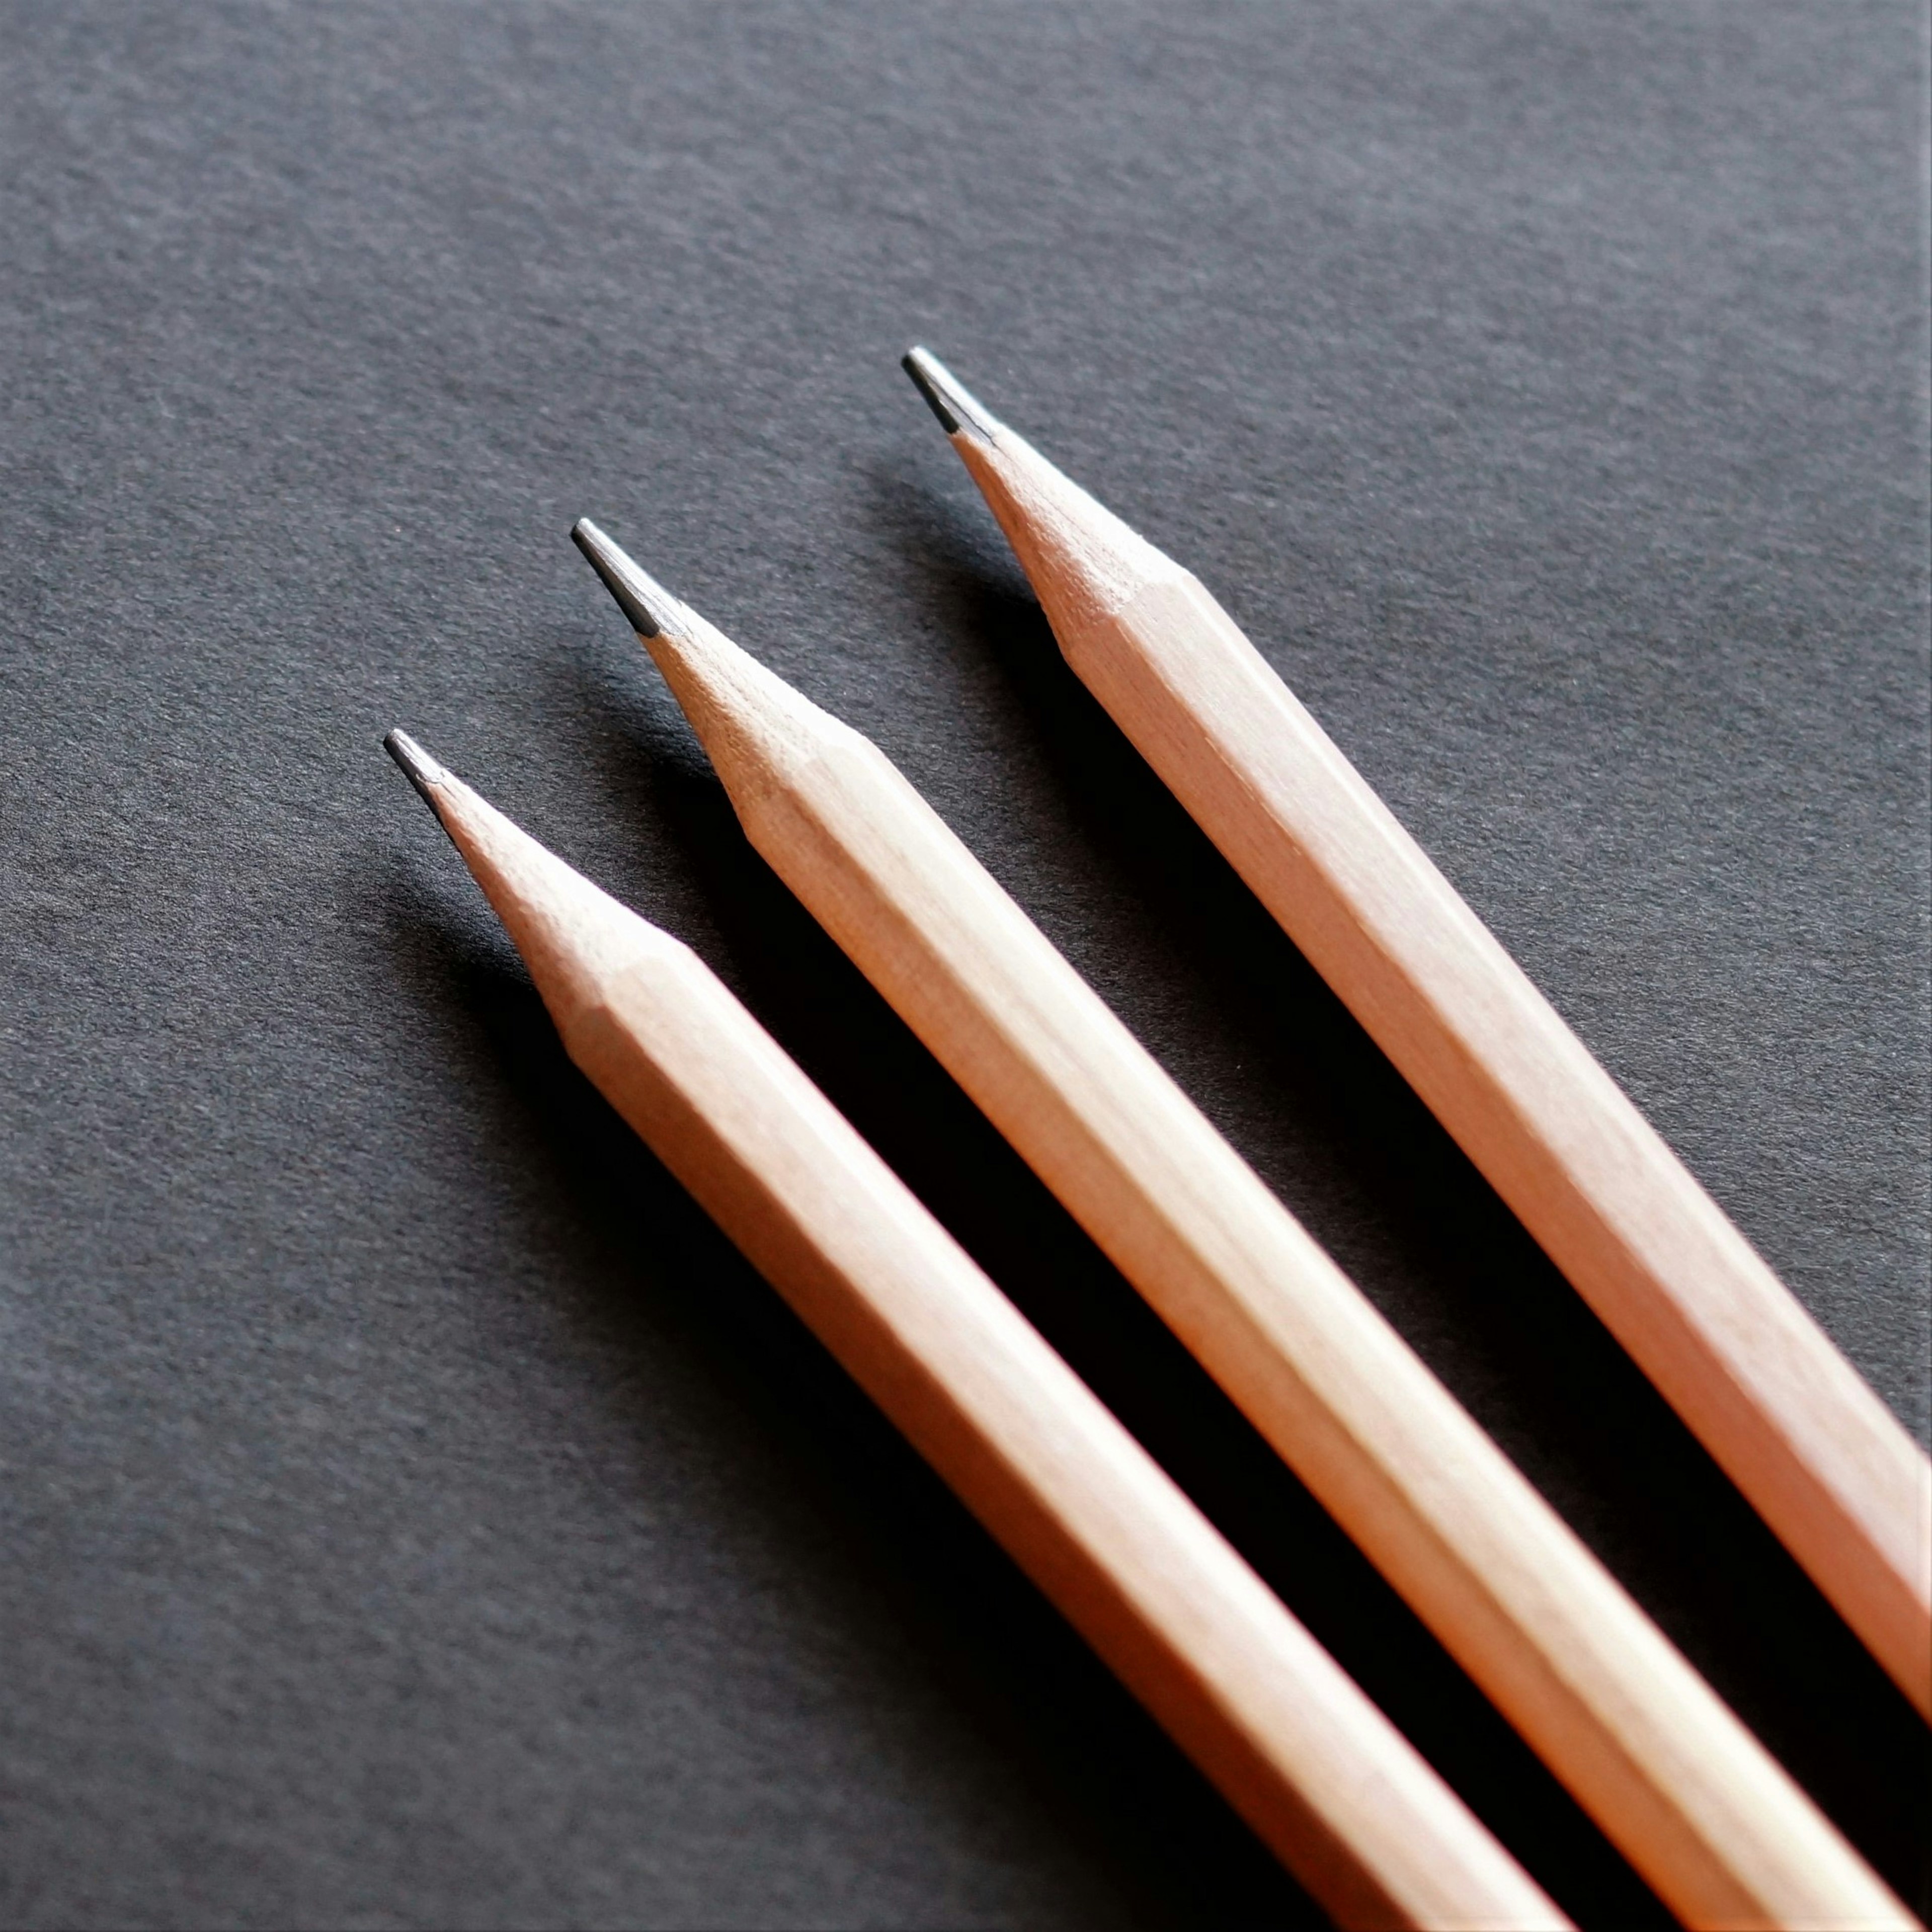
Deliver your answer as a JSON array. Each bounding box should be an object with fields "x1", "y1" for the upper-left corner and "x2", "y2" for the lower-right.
[{"x1": 2, "y1": 3, "x2": 1926, "y2": 1925}]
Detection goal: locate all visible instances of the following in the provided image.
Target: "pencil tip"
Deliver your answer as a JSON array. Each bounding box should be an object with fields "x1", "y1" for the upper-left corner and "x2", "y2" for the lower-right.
[
  {"x1": 573, "y1": 517, "x2": 675, "y2": 639},
  {"x1": 384, "y1": 729, "x2": 450, "y2": 810},
  {"x1": 902, "y1": 348, "x2": 998, "y2": 442}
]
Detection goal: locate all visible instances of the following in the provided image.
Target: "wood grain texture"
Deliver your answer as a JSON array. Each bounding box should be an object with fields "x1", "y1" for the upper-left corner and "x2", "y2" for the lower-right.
[
  {"x1": 562, "y1": 529, "x2": 1914, "y2": 1928},
  {"x1": 916, "y1": 358, "x2": 1932, "y2": 1733},
  {"x1": 391, "y1": 738, "x2": 1567, "y2": 1931}
]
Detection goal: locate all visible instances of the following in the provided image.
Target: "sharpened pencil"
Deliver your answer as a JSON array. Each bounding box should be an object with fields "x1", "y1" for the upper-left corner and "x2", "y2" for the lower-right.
[
  {"x1": 379, "y1": 729, "x2": 1571, "y2": 1931},
  {"x1": 901, "y1": 347, "x2": 1932, "y2": 1725},
  {"x1": 569, "y1": 524, "x2": 1913, "y2": 1927}
]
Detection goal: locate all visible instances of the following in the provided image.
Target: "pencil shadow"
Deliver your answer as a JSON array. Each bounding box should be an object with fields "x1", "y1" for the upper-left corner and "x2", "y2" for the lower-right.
[
  {"x1": 371, "y1": 852, "x2": 1321, "y2": 1929},
  {"x1": 863, "y1": 465, "x2": 1931, "y2": 1918}
]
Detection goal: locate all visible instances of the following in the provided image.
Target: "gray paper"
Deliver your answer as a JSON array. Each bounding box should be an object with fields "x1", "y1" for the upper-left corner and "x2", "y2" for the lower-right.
[{"x1": 1, "y1": 4, "x2": 1925, "y2": 1924}]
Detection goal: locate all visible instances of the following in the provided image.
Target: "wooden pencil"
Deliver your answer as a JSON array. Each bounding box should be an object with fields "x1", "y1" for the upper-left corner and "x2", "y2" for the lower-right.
[
  {"x1": 567, "y1": 523, "x2": 1912, "y2": 1928},
  {"x1": 901, "y1": 347, "x2": 1932, "y2": 1725},
  {"x1": 379, "y1": 729, "x2": 1568, "y2": 1931}
]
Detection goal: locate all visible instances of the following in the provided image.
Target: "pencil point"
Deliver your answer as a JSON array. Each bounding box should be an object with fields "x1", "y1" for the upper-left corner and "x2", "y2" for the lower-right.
[
  {"x1": 573, "y1": 517, "x2": 678, "y2": 639},
  {"x1": 903, "y1": 348, "x2": 999, "y2": 442},
  {"x1": 384, "y1": 729, "x2": 450, "y2": 810}
]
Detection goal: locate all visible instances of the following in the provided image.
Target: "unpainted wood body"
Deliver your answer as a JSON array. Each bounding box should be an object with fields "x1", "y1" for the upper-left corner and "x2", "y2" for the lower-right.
[
  {"x1": 401, "y1": 747, "x2": 1567, "y2": 1930},
  {"x1": 931, "y1": 387, "x2": 1932, "y2": 1730},
  {"x1": 569, "y1": 536, "x2": 1913, "y2": 1926}
]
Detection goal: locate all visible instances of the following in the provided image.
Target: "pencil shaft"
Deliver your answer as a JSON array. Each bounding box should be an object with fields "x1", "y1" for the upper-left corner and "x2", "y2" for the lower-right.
[
  {"x1": 391, "y1": 739, "x2": 1567, "y2": 1930},
  {"x1": 917, "y1": 360, "x2": 1932, "y2": 1725},
  {"x1": 1064, "y1": 569, "x2": 1932, "y2": 1708},
  {"x1": 567, "y1": 536, "x2": 1911, "y2": 1927}
]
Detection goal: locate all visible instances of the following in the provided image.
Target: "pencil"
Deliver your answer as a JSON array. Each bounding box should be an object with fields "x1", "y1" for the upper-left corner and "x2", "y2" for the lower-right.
[
  {"x1": 568, "y1": 524, "x2": 1911, "y2": 1927},
  {"x1": 901, "y1": 347, "x2": 1932, "y2": 1724},
  {"x1": 379, "y1": 729, "x2": 1567, "y2": 1931}
]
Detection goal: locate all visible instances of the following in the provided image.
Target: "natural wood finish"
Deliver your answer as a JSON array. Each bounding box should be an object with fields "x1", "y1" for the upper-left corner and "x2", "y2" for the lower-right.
[
  {"x1": 920, "y1": 360, "x2": 1932, "y2": 1732},
  {"x1": 565, "y1": 526, "x2": 1914, "y2": 1927},
  {"x1": 394, "y1": 739, "x2": 1569, "y2": 1930}
]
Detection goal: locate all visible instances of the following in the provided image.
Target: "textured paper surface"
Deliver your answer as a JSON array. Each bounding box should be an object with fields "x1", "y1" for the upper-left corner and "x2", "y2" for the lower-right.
[{"x1": 1, "y1": 4, "x2": 1925, "y2": 1923}]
